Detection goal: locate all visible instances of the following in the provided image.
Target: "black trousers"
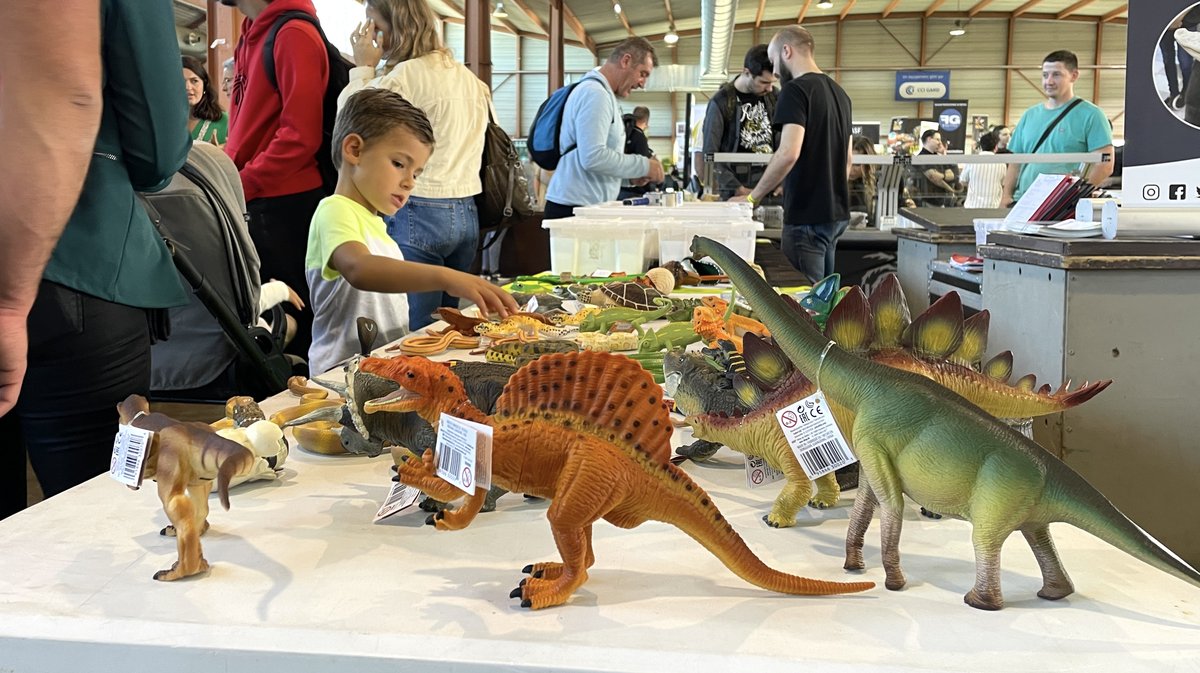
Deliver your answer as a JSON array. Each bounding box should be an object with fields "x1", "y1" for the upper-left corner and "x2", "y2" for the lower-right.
[
  {"x1": 0, "y1": 282, "x2": 153, "y2": 520},
  {"x1": 246, "y1": 188, "x2": 324, "y2": 359},
  {"x1": 543, "y1": 200, "x2": 577, "y2": 220}
]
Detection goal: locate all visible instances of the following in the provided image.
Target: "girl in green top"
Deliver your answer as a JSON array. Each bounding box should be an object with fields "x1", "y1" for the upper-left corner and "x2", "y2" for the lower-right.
[{"x1": 183, "y1": 55, "x2": 228, "y2": 145}]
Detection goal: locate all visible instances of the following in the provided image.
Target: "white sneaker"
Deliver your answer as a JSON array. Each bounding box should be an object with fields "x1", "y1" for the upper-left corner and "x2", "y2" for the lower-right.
[{"x1": 1176, "y1": 28, "x2": 1200, "y2": 60}]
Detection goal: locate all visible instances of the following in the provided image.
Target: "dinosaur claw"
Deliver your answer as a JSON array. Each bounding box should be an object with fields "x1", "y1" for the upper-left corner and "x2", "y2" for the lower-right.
[
  {"x1": 533, "y1": 570, "x2": 544, "y2": 578},
  {"x1": 391, "y1": 474, "x2": 399, "y2": 482},
  {"x1": 509, "y1": 587, "x2": 523, "y2": 599},
  {"x1": 761, "y1": 514, "x2": 781, "y2": 528},
  {"x1": 424, "y1": 514, "x2": 436, "y2": 526},
  {"x1": 519, "y1": 578, "x2": 528, "y2": 587},
  {"x1": 522, "y1": 564, "x2": 534, "y2": 574},
  {"x1": 521, "y1": 599, "x2": 532, "y2": 608}
]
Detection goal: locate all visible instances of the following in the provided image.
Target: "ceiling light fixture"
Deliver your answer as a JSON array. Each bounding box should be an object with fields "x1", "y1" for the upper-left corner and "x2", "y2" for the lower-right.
[
  {"x1": 664, "y1": 24, "x2": 679, "y2": 44},
  {"x1": 492, "y1": 1, "x2": 507, "y2": 18},
  {"x1": 816, "y1": 0, "x2": 833, "y2": 8},
  {"x1": 949, "y1": 20, "x2": 965, "y2": 36},
  {"x1": 613, "y1": 2, "x2": 622, "y2": 13}
]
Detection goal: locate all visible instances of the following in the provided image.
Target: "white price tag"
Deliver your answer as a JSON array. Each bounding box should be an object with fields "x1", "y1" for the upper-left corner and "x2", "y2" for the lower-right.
[
  {"x1": 525, "y1": 296, "x2": 540, "y2": 313},
  {"x1": 561, "y1": 300, "x2": 584, "y2": 314},
  {"x1": 590, "y1": 269, "x2": 613, "y2": 278},
  {"x1": 109, "y1": 423, "x2": 153, "y2": 488},
  {"x1": 774, "y1": 390, "x2": 856, "y2": 480},
  {"x1": 744, "y1": 454, "x2": 785, "y2": 489},
  {"x1": 374, "y1": 481, "x2": 422, "y2": 522},
  {"x1": 434, "y1": 413, "x2": 493, "y2": 495}
]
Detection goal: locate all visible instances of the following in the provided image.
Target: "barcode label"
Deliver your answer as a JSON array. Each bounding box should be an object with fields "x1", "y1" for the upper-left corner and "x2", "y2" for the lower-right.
[
  {"x1": 775, "y1": 390, "x2": 856, "y2": 480},
  {"x1": 744, "y1": 454, "x2": 785, "y2": 489},
  {"x1": 374, "y1": 481, "x2": 421, "y2": 522},
  {"x1": 109, "y1": 424, "x2": 153, "y2": 488},
  {"x1": 434, "y1": 413, "x2": 493, "y2": 495}
]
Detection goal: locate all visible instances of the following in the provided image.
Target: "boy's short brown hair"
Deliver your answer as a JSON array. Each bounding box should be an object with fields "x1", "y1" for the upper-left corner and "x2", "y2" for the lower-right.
[{"x1": 331, "y1": 89, "x2": 435, "y2": 169}]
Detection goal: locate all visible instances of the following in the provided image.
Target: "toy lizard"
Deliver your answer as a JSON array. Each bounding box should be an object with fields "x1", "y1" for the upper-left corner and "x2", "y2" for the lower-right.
[
  {"x1": 637, "y1": 322, "x2": 702, "y2": 353},
  {"x1": 691, "y1": 304, "x2": 771, "y2": 351},
  {"x1": 117, "y1": 395, "x2": 275, "y2": 581},
  {"x1": 692, "y1": 235, "x2": 1200, "y2": 610},
  {"x1": 486, "y1": 339, "x2": 580, "y2": 366},
  {"x1": 359, "y1": 352, "x2": 874, "y2": 609}
]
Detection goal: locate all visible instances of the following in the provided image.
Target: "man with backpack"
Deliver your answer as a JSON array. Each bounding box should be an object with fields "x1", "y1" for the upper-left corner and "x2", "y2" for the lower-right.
[
  {"x1": 539, "y1": 37, "x2": 665, "y2": 219},
  {"x1": 701, "y1": 44, "x2": 779, "y2": 201},
  {"x1": 223, "y1": 0, "x2": 346, "y2": 358}
]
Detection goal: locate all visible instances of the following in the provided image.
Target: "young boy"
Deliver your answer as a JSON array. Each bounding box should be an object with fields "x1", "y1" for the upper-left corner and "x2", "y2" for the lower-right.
[{"x1": 305, "y1": 89, "x2": 517, "y2": 374}]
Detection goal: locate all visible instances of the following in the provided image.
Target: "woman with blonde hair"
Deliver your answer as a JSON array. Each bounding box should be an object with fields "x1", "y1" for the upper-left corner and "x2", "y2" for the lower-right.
[{"x1": 338, "y1": 0, "x2": 492, "y2": 330}]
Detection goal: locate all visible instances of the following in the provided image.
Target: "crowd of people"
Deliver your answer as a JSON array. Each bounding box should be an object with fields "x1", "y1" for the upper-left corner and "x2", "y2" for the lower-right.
[{"x1": 0, "y1": 0, "x2": 1116, "y2": 520}]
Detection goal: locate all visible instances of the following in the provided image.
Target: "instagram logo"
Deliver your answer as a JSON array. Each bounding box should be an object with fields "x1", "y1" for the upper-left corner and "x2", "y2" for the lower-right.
[{"x1": 1143, "y1": 184, "x2": 1161, "y2": 200}]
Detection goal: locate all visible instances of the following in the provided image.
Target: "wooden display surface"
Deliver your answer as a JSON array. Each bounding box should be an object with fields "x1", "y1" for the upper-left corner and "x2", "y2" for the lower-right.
[
  {"x1": 981, "y1": 233, "x2": 1200, "y2": 270},
  {"x1": 1, "y1": 339, "x2": 1198, "y2": 672},
  {"x1": 897, "y1": 207, "x2": 1011, "y2": 233},
  {"x1": 892, "y1": 227, "x2": 977, "y2": 245}
]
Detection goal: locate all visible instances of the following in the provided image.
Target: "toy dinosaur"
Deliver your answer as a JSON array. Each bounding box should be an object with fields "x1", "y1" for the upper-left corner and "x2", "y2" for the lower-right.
[
  {"x1": 485, "y1": 339, "x2": 580, "y2": 366},
  {"x1": 576, "y1": 331, "x2": 639, "y2": 352},
  {"x1": 210, "y1": 396, "x2": 290, "y2": 487},
  {"x1": 637, "y1": 322, "x2": 702, "y2": 353},
  {"x1": 691, "y1": 304, "x2": 771, "y2": 351},
  {"x1": 359, "y1": 352, "x2": 875, "y2": 609},
  {"x1": 282, "y1": 358, "x2": 515, "y2": 513},
  {"x1": 116, "y1": 395, "x2": 273, "y2": 581},
  {"x1": 691, "y1": 235, "x2": 1200, "y2": 610}
]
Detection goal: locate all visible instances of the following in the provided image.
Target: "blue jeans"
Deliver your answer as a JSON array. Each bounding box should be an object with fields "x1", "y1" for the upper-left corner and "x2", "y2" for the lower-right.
[
  {"x1": 781, "y1": 220, "x2": 850, "y2": 284},
  {"x1": 385, "y1": 195, "x2": 479, "y2": 331}
]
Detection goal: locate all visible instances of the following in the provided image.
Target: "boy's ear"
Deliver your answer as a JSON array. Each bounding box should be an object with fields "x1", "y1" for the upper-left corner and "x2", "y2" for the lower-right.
[{"x1": 341, "y1": 133, "x2": 365, "y2": 166}]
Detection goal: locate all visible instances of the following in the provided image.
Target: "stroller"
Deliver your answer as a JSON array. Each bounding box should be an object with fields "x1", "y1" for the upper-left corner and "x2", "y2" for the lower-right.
[{"x1": 142, "y1": 142, "x2": 293, "y2": 403}]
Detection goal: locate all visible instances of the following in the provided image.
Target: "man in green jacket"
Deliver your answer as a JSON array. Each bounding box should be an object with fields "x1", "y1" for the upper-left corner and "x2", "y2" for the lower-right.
[{"x1": 0, "y1": 0, "x2": 192, "y2": 519}]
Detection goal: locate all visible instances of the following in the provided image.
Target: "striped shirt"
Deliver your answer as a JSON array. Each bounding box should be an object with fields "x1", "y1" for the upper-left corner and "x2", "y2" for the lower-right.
[{"x1": 960, "y1": 152, "x2": 1007, "y2": 209}]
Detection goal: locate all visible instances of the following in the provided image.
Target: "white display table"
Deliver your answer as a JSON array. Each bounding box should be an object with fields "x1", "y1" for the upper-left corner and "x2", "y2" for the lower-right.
[{"x1": 1, "y1": 353, "x2": 1198, "y2": 672}]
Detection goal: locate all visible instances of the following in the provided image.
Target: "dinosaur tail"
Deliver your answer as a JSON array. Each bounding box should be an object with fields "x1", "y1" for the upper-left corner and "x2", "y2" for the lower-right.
[
  {"x1": 653, "y1": 463, "x2": 874, "y2": 596},
  {"x1": 216, "y1": 448, "x2": 255, "y2": 511},
  {"x1": 1045, "y1": 469, "x2": 1200, "y2": 589}
]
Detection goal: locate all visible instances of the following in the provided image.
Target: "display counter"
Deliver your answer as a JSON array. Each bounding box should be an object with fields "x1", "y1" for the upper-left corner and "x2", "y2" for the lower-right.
[
  {"x1": 757, "y1": 228, "x2": 897, "y2": 288},
  {"x1": 980, "y1": 233, "x2": 1200, "y2": 569},
  {"x1": 892, "y1": 207, "x2": 1004, "y2": 312},
  {"x1": 1, "y1": 343, "x2": 1198, "y2": 671}
]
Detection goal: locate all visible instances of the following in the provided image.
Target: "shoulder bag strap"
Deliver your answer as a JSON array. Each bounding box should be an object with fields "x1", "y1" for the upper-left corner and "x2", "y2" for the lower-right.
[{"x1": 1030, "y1": 98, "x2": 1084, "y2": 154}]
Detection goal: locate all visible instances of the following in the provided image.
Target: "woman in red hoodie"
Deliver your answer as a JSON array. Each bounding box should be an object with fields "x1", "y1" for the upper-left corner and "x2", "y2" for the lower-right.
[{"x1": 223, "y1": 0, "x2": 331, "y2": 359}]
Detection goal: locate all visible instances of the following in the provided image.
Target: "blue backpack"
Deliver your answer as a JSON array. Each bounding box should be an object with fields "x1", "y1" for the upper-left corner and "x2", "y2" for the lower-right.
[{"x1": 528, "y1": 78, "x2": 602, "y2": 171}]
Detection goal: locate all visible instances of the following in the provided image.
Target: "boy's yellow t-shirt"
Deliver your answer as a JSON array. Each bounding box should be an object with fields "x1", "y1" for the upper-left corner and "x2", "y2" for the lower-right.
[{"x1": 305, "y1": 195, "x2": 410, "y2": 375}]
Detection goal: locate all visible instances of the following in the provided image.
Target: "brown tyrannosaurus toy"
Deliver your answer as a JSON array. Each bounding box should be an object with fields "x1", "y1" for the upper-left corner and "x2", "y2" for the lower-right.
[
  {"x1": 359, "y1": 352, "x2": 874, "y2": 609},
  {"x1": 117, "y1": 395, "x2": 263, "y2": 581}
]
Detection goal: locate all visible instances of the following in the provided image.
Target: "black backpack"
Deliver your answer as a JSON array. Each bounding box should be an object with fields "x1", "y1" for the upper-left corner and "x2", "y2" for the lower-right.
[
  {"x1": 263, "y1": 11, "x2": 352, "y2": 195},
  {"x1": 476, "y1": 111, "x2": 534, "y2": 232}
]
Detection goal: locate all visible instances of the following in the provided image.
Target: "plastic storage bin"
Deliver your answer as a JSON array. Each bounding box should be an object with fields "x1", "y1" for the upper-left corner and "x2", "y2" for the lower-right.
[
  {"x1": 542, "y1": 217, "x2": 657, "y2": 275},
  {"x1": 657, "y1": 219, "x2": 764, "y2": 264}
]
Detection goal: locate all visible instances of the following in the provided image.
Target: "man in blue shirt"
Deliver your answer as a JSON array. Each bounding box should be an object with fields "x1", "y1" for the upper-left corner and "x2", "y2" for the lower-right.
[
  {"x1": 1002, "y1": 50, "x2": 1114, "y2": 204},
  {"x1": 545, "y1": 38, "x2": 665, "y2": 219}
]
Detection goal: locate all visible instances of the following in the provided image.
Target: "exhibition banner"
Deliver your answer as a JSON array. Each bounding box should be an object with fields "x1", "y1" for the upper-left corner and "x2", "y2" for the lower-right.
[
  {"x1": 1124, "y1": 2, "x2": 1200, "y2": 205},
  {"x1": 932, "y1": 100, "x2": 969, "y2": 153},
  {"x1": 851, "y1": 122, "x2": 881, "y2": 144},
  {"x1": 895, "y1": 70, "x2": 950, "y2": 101}
]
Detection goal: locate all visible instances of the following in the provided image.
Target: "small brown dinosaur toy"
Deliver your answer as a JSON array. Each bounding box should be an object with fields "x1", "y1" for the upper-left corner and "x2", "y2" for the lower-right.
[
  {"x1": 360, "y1": 352, "x2": 874, "y2": 609},
  {"x1": 116, "y1": 395, "x2": 263, "y2": 581}
]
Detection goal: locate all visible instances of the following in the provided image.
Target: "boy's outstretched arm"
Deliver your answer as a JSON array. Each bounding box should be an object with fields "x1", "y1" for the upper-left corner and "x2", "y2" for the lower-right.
[{"x1": 330, "y1": 242, "x2": 519, "y2": 319}]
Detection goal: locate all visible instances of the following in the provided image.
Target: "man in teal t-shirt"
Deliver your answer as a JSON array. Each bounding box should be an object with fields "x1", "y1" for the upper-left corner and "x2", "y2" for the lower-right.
[{"x1": 1003, "y1": 50, "x2": 1114, "y2": 204}]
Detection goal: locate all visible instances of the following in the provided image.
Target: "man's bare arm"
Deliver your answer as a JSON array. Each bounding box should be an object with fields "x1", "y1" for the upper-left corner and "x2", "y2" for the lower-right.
[
  {"x1": 1001, "y1": 163, "x2": 1020, "y2": 206},
  {"x1": 0, "y1": 1, "x2": 103, "y2": 413},
  {"x1": 744, "y1": 124, "x2": 805, "y2": 202},
  {"x1": 1084, "y1": 144, "x2": 1116, "y2": 187}
]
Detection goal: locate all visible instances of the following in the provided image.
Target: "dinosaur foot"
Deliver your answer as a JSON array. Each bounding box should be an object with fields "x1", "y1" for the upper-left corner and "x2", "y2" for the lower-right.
[
  {"x1": 1037, "y1": 581, "x2": 1074, "y2": 601},
  {"x1": 159, "y1": 520, "x2": 210, "y2": 538},
  {"x1": 964, "y1": 588, "x2": 1004, "y2": 611},
  {"x1": 509, "y1": 570, "x2": 588, "y2": 610},
  {"x1": 843, "y1": 554, "x2": 866, "y2": 571},
  {"x1": 762, "y1": 513, "x2": 796, "y2": 528},
  {"x1": 919, "y1": 507, "x2": 943, "y2": 520},
  {"x1": 884, "y1": 572, "x2": 907, "y2": 591},
  {"x1": 808, "y1": 497, "x2": 838, "y2": 510},
  {"x1": 153, "y1": 557, "x2": 210, "y2": 582},
  {"x1": 418, "y1": 497, "x2": 446, "y2": 513}
]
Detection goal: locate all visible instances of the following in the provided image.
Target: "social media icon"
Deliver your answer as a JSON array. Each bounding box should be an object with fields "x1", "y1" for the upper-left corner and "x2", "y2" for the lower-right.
[
  {"x1": 1143, "y1": 184, "x2": 1161, "y2": 200},
  {"x1": 1169, "y1": 184, "x2": 1187, "y2": 200}
]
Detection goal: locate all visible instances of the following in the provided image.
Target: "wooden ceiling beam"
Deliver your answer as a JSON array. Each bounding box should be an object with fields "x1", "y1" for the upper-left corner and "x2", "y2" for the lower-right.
[
  {"x1": 1056, "y1": 0, "x2": 1096, "y2": 20},
  {"x1": 967, "y1": 0, "x2": 996, "y2": 16},
  {"x1": 1100, "y1": 4, "x2": 1127, "y2": 23},
  {"x1": 1011, "y1": 0, "x2": 1044, "y2": 17},
  {"x1": 924, "y1": 0, "x2": 947, "y2": 18},
  {"x1": 754, "y1": 0, "x2": 767, "y2": 28},
  {"x1": 797, "y1": 0, "x2": 812, "y2": 24},
  {"x1": 508, "y1": 0, "x2": 548, "y2": 34},
  {"x1": 613, "y1": 1, "x2": 635, "y2": 37},
  {"x1": 663, "y1": 0, "x2": 676, "y2": 26},
  {"x1": 842, "y1": 0, "x2": 860, "y2": 20},
  {"x1": 882, "y1": 0, "x2": 903, "y2": 19},
  {"x1": 562, "y1": 1, "x2": 597, "y2": 55},
  {"x1": 441, "y1": 0, "x2": 465, "y2": 19}
]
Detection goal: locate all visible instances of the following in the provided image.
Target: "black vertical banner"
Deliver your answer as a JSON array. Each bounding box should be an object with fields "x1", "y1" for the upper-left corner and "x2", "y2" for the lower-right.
[
  {"x1": 932, "y1": 100, "x2": 969, "y2": 154},
  {"x1": 1125, "y1": 2, "x2": 1200, "y2": 205}
]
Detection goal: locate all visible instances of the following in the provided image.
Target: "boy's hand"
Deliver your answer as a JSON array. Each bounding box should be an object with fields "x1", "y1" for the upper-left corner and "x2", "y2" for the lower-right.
[{"x1": 442, "y1": 269, "x2": 519, "y2": 319}]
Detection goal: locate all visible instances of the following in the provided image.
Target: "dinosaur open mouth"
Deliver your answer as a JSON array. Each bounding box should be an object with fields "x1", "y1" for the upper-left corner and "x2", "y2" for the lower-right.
[{"x1": 363, "y1": 387, "x2": 422, "y2": 414}]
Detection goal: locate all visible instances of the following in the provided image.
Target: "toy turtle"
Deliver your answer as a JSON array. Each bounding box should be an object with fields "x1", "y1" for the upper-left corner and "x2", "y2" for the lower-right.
[{"x1": 593, "y1": 281, "x2": 666, "y2": 310}]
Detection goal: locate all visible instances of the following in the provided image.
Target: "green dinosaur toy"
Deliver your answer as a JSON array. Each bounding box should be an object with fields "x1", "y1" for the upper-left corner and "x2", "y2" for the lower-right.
[
  {"x1": 638, "y1": 322, "x2": 702, "y2": 353},
  {"x1": 691, "y1": 235, "x2": 1200, "y2": 610}
]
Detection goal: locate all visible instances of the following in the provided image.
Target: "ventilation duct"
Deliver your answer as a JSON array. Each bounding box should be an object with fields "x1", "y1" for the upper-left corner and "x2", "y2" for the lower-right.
[{"x1": 699, "y1": 0, "x2": 739, "y2": 90}]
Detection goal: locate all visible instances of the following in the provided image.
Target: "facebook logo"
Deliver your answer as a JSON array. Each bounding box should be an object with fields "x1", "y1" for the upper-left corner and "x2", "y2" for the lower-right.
[{"x1": 1169, "y1": 184, "x2": 1188, "y2": 200}]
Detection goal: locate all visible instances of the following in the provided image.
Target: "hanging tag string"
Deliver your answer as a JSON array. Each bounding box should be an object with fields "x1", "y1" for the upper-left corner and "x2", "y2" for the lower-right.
[{"x1": 816, "y1": 340, "x2": 836, "y2": 392}]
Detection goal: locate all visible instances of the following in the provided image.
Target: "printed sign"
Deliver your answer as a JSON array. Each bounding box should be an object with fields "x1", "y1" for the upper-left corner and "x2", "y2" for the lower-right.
[
  {"x1": 933, "y1": 100, "x2": 970, "y2": 153},
  {"x1": 774, "y1": 391, "x2": 856, "y2": 480},
  {"x1": 435, "y1": 413, "x2": 493, "y2": 495},
  {"x1": 744, "y1": 454, "x2": 785, "y2": 489},
  {"x1": 374, "y1": 482, "x2": 422, "y2": 522},
  {"x1": 851, "y1": 122, "x2": 881, "y2": 145},
  {"x1": 895, "y1": 71, "x2": 950, "y2": 101},
  {"x1": 110, "y1": 423, "x2": 152, "y2": 488}
]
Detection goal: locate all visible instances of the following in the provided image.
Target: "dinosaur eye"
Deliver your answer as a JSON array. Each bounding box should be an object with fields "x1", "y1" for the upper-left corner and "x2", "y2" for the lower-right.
[{"x1": 405, "y1": 371, "x2": 415, "y2": 379}]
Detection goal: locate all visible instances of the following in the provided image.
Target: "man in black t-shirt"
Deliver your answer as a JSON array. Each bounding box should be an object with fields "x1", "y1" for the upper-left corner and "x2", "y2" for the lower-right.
[
  {"x1": 701, "y1": 45, "x2": 779, "y2": 200},
  {"x1": 912, "y1": 129, "x2": 961, "y2": 207},
  {"x1": 734, "y1": 25, "x2": 853, "y2": 283}
]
